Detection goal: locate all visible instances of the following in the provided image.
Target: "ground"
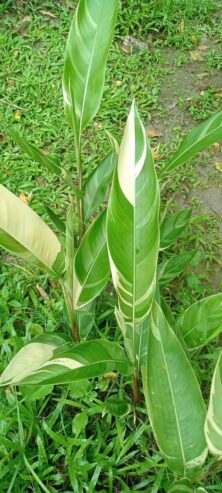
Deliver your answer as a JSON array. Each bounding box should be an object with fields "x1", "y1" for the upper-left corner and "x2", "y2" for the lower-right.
[{"x1": 0, "y1": 0, "x2": 222, "y2": 491}]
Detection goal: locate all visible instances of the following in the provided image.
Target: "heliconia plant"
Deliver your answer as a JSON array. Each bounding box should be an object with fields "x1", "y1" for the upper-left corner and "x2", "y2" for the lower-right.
[{"x1": 1, "y1": 0, "x2": 222, "y2": 490}]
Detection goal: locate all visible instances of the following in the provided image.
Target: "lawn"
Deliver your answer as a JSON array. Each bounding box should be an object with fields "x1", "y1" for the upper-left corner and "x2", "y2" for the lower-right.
[{"x1": 0, "y1": 0, "x2": 222, "y2": 491}]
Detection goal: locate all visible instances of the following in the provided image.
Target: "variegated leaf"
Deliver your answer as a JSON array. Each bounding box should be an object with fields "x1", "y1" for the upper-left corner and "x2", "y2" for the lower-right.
[
  {"x1": 63, "y1": 0, "x2": 118, "y2": 140},
  {"x1": 205, "y1": 351, "x2": 222, "y2": 458},
  {"x1": 73, "y1": 210, "x2": 109, "y2": 309},
  {"x1": 143, "y1": 302, "x2": 207, "y2": 476},
  {"x1": 0, "y1": 336, "x2": 132, "y2": 386},
  {"x1": 177, "y1": 294, "x2": 222, "y2": 349},
  {"x1": 0, "y1": 184, "x2": 64, "y2": 275},
  {"x1": 107, "y1": 101, "x2": 160, "y2": 333}
]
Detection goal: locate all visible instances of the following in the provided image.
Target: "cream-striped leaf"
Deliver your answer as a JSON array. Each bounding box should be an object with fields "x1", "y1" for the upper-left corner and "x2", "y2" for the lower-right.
[
  {"x1": 177, "y1": 294, "x2": 222, "y2": 349},
  {"x1": 0, "y1": 336, "x2": 132, "y2": 386},
  {"x1": 162, "y1": 110, "x2": 222, "y2": 174},
  {"x1": 63, "y1": 0, "x2": 118, "y2": 140},
  {"x1": 205, "y1": 351, "x2": 222, "y2": 458},
  {"x1": 0, "y1": 184, "x2": 64, "y2": 275},
  {"x1": 143, "y1": 301, "x2": 207, "y2": 476},
  {"x1": 107, "y1": 102, "x2": 160, "y2": 332},
  {"x1": 73, "y1": 210, "x2": 109, "y2": 309}
]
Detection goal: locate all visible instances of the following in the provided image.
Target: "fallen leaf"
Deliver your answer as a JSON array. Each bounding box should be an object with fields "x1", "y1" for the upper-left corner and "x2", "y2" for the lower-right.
[
  {"x1": 214, "y1": 92, "x2": 222, "y2": 99},
  {"x1": 15, "y1": 16, "x2": 31, "y2": 35},
  {"x1": 19, "y1": 192, "x2": 32, "y2": 204},
  {"x1": 14, "y1": 110, "x2": 21, "y2": 121},
  {"x1": 212, "y1": 142, "x2": 220, "y2": 150},
  {"x1": 146, "y1": 128, "x2": 162, "y2": 138},
  {"x1": 189, "y1": 50, "x2": 204, "y2": 62},
  {"x1": 36, "y1": 284, "x2": 49, "y2": 301},
  {"x1": 191, "y1": 34, "x2": 198, "y2": 45},
  {"x1": 7, "y1": 79, "x2": 15, "y2": 87},
  {"x1": 199, "y1": 44, "x2": 209, "y2": 52},
  {"x1": 179, "y1": 19, "x2": 184, "y2": 34},
  {"x1": 50, "y1": 279, "x2": 60, "y2": 289},
  {"x1": 40, "y1": 10, "x2": 57, "y2": 18},
  {"x1": 215, "y1": 162, "x2": 222, "y2": 172}
]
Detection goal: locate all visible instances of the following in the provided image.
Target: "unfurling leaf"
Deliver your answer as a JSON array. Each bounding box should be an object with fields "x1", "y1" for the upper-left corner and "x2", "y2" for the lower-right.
[
  {"x1": 107, "y1": 102, "x2": 160, "y2": 330},
  {"x1": 0, "y1": 184, "x2": 64, "y2": 275},
  {"x1": 63, "y1": 0, "x2": 118, "y2": 140},
  {"x1": 143, "y1": 302, "x2": 207, "y2": 476}
]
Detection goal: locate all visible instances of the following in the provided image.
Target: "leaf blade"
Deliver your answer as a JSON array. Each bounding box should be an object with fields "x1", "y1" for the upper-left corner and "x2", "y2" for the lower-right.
[
  {"x1": 205, "y1": 351, "x2": 222, "y2": 458},
  {"x1": 143, "y1": 302, "x2": 207, "y2": 476},
  {"x1": 160, "y1": 208, "x2": 192, "y2": 250}
]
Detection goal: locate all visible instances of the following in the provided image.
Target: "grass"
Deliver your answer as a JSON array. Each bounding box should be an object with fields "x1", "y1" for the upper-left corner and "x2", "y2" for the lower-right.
[{"x1": 0, "y1": 0, "x2": 222, "y2": 491}]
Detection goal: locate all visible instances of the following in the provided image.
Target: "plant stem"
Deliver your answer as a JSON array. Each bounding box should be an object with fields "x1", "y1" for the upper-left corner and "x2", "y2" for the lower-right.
[{"x1": 133, "y1": 368, "x2": 141, "y2": 405}]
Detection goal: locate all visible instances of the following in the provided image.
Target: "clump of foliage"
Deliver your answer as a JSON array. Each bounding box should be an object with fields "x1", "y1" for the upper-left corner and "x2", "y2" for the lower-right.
[{"x1": 1, "y1": 1, "x2": 222, "y2": 492}]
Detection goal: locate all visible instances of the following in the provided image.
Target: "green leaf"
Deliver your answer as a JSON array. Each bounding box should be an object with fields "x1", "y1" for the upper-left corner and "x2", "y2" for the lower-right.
[
  {"x1": 0, "y1": 336, "x2": 132, "y2": 386},
  {"x1": 45, "y1": 205, "x2": 66, "y2": 234},
  {"x1": 63, "y1": 0, "x2": 118, "y2": 139},
  {"x1": 76, "y1": 300, "x2": 95, "y2": 339},
  {"x1": 72, "y1": 412, "x2": 88, "y2": 437},
  {"x1": 11, "y1": 129, "x2": 61, "y2": 176},
  {"x1": 107, "y1": 101, "x2": 160, "y2": 331},
  {"x1": 177, "y1": 294, "x2": 222, "y2": 349},
  {"x1": 105, "y1": 396, "x2": 131, "y2": 417},
  {"x1": 158, "y1": 251, "x2": 196, "y2": 286},
  {"x1": 83, "y1": 152, "x2": 117, "y2": 222},
  {"x1": 73, "y1": 210, "x2": 110, "y2": 309},
  {"x1": 168, "y1": 478, "x2": 194, "y2": 493},
  {"x1": 205, "y1": 350, "x2": 222, "y2": 458},
  {"x1": 143, "y1": 302, "x2": 207, "y2": 476},
  {"x1": 162, "y1": 111, "x2": 222, "y2": 173},
  {"x1": 0, "y1": 184, "x2": 64, "y2": 275},
  {"x1": 160, "y1": 209, "x2": 192, "y2": 250}
]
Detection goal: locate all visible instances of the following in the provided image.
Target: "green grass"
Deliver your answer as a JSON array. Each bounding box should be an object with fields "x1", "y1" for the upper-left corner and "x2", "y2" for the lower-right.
[{"x1": 1, "y1": 0, "x2": 222, "y2": 491}]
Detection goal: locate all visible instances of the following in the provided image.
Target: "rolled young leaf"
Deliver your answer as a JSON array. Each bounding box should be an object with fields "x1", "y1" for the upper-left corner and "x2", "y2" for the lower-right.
[
  {"x1": 177, "y1": 293, "x2": 222, "y2": 349},
  {"x1": 143, "y1": 302, "x2": 207, "y2": 476},
  {"x1": 0, "y1": 184, "x2": 64, "y2": 275},
  {"x1": 162, "y1": 111, "x2": 222, "y2": 173},
  {"x1": 73, "y1": 210, "x2": 110, "y2": 309},
  {"x1": 160, "y1": 208, "x2": 192, "y2": 250},
  {"x1": 205, "y1": 351, "x2": 222, "y2": 458},
  {"x1": 63, "y1": 0, "x2": 118, "y2": 140},
  {"x1": 83, "y1": 151, "x2": 117, "y2": 222},
  {"x1": 107, "y1": 101, "x2": 160, "y2": 329},
  {"x1": 0, "y1": 336, "x2": 132, "y2": 386}
]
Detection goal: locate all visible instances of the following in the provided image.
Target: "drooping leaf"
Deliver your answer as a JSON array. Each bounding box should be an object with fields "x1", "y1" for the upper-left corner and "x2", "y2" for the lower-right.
[
  {"x1": 162, "y1": 111, "x2": 222, "y2": 173},
  {"x1": 107, "y1": 101, "x2": 160, "y2": 332},
  {"x1": 0, "y1": 184, "x2": 64, "y2": 275},
  {"x1": 143, "y1": 302, "x2": 207, "y2": 476},
  {"x1": 63, "y1": 0, "x2": 118, "y2": 140},
  {"x1": 0, "y1": 336, "x2": 132, "y2": 386},
  {"x1": 83, "y1": 152, "x2": 117, "y2": 222},
  {"x1": 177, "y1": 294, "x2": 222, "y2": 349},
  {"x1": 73, "y1": 210, "x2": 110, "y2": 308},
  {"x1": 11, "y1": 129, "x2": 61, "y2": 176},
  {"x1": 160, "y1": 209, "x2": 192, "y2": 250},
  {"x1": 45, "y1": 205, "x2": 66, "y2": 234},
  {"x1": 158, "y1": 251, "x2": 196, "y2": 286},
  {"x1": 205, "y1": 351, "x2": 222, "y2": 458}
]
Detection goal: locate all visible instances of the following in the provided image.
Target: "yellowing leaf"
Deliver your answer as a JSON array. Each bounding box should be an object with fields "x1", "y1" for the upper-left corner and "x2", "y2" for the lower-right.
[
  {"x1": 146, "y1": 128, "x2": 162, "y2": 138},
  {"x1": 215, "y1": 161, "x2": 222, "y2": 172},
  {"x1": 19, "y1": 192, "x2": 32, "y2": 204},
  {"x1": 189, "y1": 51, "x2": 204, "y2": 62},
  {"x1": 179, "y1": 19, "x2": 184, "y2": 34},
  {"x1": 14, "y1": 110, "x2": 21, "y2": 121},
  {"x1": 191, "y1": 34, "x2": 198, "y2": 45}
]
